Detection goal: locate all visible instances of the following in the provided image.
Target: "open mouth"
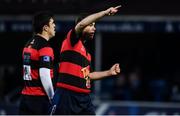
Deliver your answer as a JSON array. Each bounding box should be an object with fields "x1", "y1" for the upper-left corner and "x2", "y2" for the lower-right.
[{"x1": 90, "y1": 32, "x2": 95, "y2": 36}]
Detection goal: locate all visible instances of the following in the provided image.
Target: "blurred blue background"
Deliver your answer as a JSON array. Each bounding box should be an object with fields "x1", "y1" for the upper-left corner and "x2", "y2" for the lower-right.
[{"x1": 0, "y1": 0, "x2": 180, "y2": 115}]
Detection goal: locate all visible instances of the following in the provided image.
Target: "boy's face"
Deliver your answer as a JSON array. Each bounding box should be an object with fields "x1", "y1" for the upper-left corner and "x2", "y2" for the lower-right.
[
  {"x1": 83, "y1": 22, "x2": 96, "y2": 39},
  {"x1": 46, "y1": 18, "x2": 56, "y2": 38}
]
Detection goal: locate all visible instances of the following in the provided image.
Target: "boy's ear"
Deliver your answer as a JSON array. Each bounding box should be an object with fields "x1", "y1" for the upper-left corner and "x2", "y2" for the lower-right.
[{"x1": 43, "y1": 25, "x2": 48, "y2": 31}]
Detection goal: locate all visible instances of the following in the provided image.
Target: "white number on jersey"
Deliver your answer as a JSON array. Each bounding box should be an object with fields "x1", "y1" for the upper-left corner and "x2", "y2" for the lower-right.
[{"x1": 23, "y1": 65, "x2": 32, "y2": 80}]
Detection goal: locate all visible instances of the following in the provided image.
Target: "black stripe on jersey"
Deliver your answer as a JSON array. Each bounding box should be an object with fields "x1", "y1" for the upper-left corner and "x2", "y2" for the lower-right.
[
  {"x1": 60, "y1": 50, "x2": 90, "y2": 67},
  {"x1": 24, "y1": 79, "x2": 42, "y2": 87},
  {"x1": 31, "y1": 60, "x2": 39, "y2": 69},
  {"x1": 24, "y1": 60, "x2": 39, "y2": 69},
  {"x1": 39, "y1": 56, "x2": 53, "y2": 68},
  {"x1": 58, "y1": 73, "x2": 88, "y2": 89},
  {"x1": 27, "y1": 35, "x2": 50, "y2": 50},
  {"x1": 23, "y1": 52, "x2": 31, "y2": 65},
  {"x1": 25, "y1": 78, "x2": 55, "y2": 87}
]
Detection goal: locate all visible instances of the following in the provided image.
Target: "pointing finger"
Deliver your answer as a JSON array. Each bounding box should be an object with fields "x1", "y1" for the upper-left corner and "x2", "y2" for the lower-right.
[{"x1": 115, "y1": 5, "x2": 122, "y2": 9}]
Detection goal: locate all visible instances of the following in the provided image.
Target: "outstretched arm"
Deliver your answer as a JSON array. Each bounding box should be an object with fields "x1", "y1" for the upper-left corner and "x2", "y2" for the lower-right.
[
  {"x1": 70, "y1": 5, "x2": 121, "y2": 46},
  {"x1": 88, "y1": 63, "x2": 121, "y2": 80},
  {"x1": 75, "y1": 5, "x2": 121, "y2": 34}
]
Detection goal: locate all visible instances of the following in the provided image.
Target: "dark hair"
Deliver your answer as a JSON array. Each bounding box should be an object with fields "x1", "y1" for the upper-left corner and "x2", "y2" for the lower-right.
[
  {"x1": 32, "y1": 11, "x2": 53, "y2": 34},
  {"x1": 75, "y1": 13, "x2": 90, "y2": 25}
]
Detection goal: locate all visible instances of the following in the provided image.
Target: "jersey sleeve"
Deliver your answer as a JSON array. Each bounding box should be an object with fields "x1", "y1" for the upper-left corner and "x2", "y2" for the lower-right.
[
  {"x1": 39, "y1": 47, "x2": 54, "y2": 69},
  {"x1": 69, "y1": 28, "x2": 82, "y2": 46}
]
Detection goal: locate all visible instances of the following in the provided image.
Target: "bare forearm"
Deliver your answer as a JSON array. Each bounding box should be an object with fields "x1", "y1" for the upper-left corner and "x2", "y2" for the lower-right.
[
  {"x1": 78, "y1": 11, "x2": 106, "y2": 27},
  {"x1": 89, "y1": 70, "x2": 111, "y2": 80},
  {"x1": 75, "y1": 11, "x2": 107, "y2": 33},
  {"x1": 89, "y1": 63, "x2": 121, "y2": 80},
  {"x1": 75, "y1": 6, "x2": 120, "y2": 33}
]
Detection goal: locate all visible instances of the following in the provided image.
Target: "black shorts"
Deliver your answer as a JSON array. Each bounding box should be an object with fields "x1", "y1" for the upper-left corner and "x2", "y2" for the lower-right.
[
  {"x1": 19, "y1": 95, "x2": 50, "y2": 115},
  {"x1": 50, "y1": 88, "x2": 95, "y2": 115}
]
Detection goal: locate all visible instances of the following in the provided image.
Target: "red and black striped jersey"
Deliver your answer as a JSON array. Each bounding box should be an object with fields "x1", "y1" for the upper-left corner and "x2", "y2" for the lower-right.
[
  {"x1": 56, "y1": 29, "x2": 91, "y2": 93},
  {"x1": 22, "y1": 35, "x2": 54, "y2": 96}
]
